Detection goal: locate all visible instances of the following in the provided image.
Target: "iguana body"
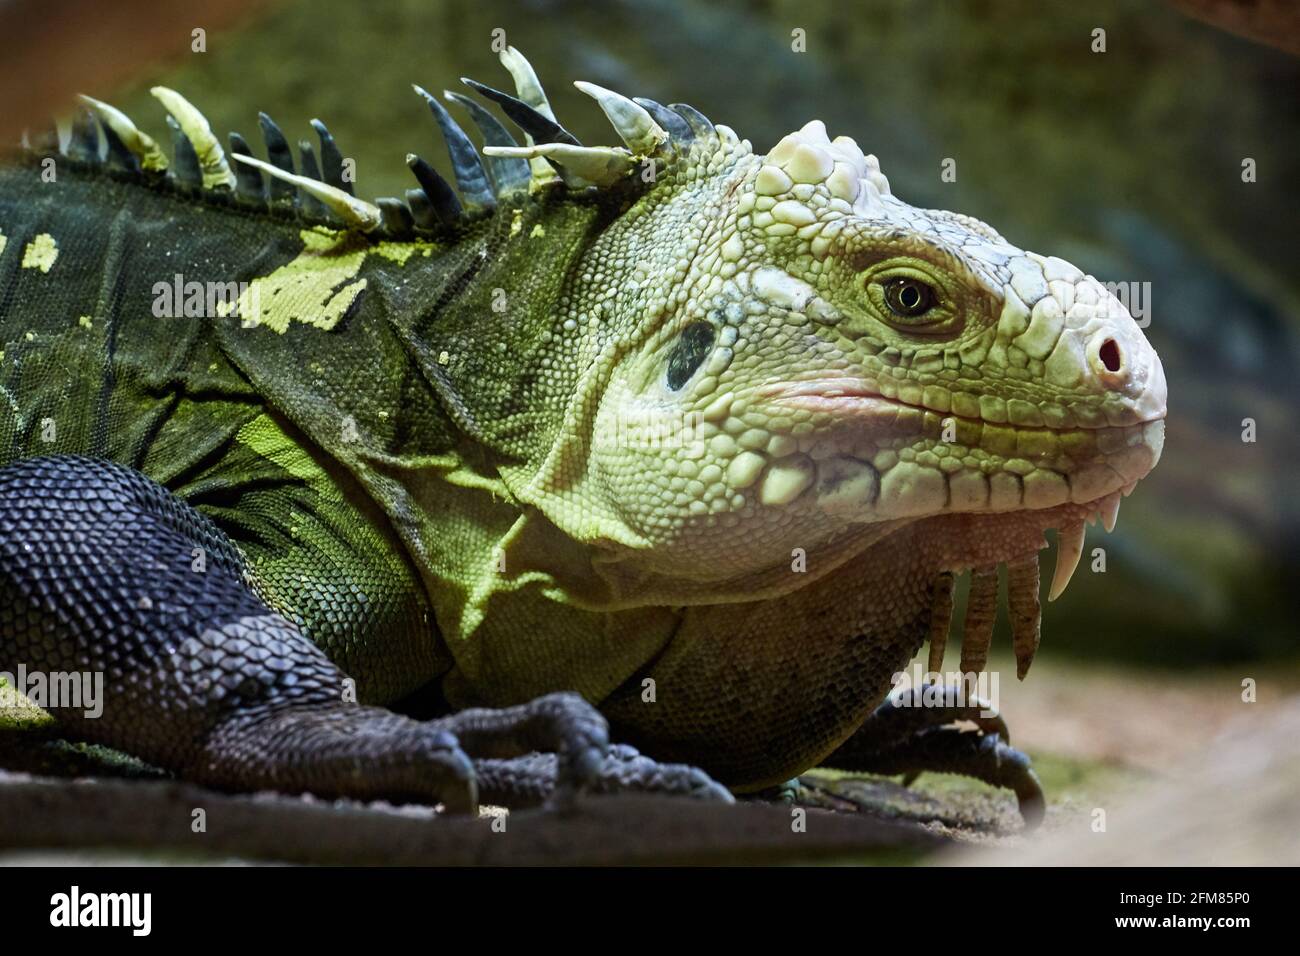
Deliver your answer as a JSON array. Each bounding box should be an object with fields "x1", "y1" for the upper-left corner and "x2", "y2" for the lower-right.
[{"x1": 0, "y1": 50, "x2": 1166, "y2": 819}]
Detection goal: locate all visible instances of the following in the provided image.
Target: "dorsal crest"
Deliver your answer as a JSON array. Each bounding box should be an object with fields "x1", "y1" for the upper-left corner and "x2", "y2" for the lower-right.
[{"x1": 20, "y1": 47, "x2": 732, "y2": 241}]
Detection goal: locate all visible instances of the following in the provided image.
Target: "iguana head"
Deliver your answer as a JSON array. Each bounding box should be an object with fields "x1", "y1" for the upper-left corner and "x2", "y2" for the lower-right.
[{"x1": 504, "y1": 63, "x2": 1165, "y2": 644}]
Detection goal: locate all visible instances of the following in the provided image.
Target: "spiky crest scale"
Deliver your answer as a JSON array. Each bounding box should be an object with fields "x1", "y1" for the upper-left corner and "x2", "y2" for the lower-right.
[{"x1": 19, "y1": 46, "x2": 883, "y2": 244}]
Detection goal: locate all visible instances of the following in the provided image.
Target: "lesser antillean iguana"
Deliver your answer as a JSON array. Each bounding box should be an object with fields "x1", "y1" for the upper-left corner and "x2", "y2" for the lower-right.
[{"x1": 0, "y1": 48, "x2": 1166, "y2": 824}]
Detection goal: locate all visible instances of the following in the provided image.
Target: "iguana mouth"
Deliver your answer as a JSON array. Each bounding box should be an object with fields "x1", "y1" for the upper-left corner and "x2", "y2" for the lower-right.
[
  {"x1": 754, "y1": 375, "x2": 1164, "y2": 513},
  {"x1": 757, "y1": 375, "x2": 1161, "y2": 680},
  {"x1": 758, "y1": 376, "x2": 1167, "y2": 429},
  {"x1": 757, "y1": 377, "x2": 906, "y2": 418}
]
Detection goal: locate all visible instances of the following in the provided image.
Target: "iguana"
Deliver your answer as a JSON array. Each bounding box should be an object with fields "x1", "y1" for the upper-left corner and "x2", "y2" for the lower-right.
[{"x1": 0, "y1": 48, "x2": 1166, "y2": 825}]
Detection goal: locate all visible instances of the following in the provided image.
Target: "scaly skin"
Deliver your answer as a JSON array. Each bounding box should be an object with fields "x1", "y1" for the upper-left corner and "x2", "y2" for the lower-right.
[{"x1": 0, "y1": 48, "x2": 1165, "y2": 819}]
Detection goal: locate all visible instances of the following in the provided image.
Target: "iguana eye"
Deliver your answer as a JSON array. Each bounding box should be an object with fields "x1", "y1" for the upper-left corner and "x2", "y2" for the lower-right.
[
  {"x1": 666, "y1": 321, "x2": 717, "y2": 390},
  {"x1": 882, "y1": 277, "x2": 936, "y2": 318}
]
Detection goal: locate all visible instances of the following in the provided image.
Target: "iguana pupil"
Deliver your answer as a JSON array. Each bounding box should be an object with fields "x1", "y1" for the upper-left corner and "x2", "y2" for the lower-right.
[
  {"x1": 884, "y1": 276, "x2": 935, "y2": 317},
  {"x1": 665, "y1": 321, "x2": 717, "y2": 390}
]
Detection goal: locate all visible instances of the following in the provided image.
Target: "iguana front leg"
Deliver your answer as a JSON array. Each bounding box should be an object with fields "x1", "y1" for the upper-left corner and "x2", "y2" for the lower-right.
[{"x1": 0, "y1": 456, "x2": 725, "y2": 809}]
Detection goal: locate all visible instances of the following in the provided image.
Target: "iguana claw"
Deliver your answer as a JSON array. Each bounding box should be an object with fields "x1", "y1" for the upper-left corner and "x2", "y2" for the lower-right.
[{"x1": 822, "y1": 685, "x2": 1045, "y2": 829}]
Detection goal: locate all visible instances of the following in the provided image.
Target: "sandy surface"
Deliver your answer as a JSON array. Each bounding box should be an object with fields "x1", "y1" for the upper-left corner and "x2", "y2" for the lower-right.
[{"x1": 989, "y1": 653, "x2": 1300, "y2": 770}]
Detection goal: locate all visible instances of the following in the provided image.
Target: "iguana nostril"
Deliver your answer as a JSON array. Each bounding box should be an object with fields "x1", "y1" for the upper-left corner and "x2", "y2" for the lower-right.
[{"x1": 1099, "y1": 338, "x2": 1122, "y2": 373}]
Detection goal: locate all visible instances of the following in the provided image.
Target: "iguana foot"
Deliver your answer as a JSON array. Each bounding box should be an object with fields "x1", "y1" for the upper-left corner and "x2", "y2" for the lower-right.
[
  {"x1": 198, "y1": 701, "x2": 481, "y2": 812},
  {"x1": 473, "y1": 743, "x2": 734, "y2": 808},
  {"x1": 822, "y1": 685, "x2": 1045, "y2": 828}
]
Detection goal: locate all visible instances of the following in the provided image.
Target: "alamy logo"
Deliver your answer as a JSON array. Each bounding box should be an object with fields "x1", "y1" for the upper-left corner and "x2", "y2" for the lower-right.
[
  {"x1": 49, "y1": 886, "x2": 151, "y2": 936},
  {"x1": 0, "y1": 664, "x2": 104, "y2": 718},
  {"x1": 1101, "y1": 280, "x2": 1151, "y2": 328},
  {"x1": 152, "y1": 273, "x2": 261, "y2": 324},
  {"x1": 889, "y1": 661, "x2": 1000, "y2": 717}
]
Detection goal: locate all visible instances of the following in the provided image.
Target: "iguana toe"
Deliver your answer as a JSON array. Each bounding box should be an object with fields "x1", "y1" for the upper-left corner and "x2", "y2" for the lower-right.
[
  {"x1": 428, "y1": 691, "x2": 611, "y2": 799},
  {"x1": 470, "y1": 744, "x2": 733, "y2": 807}
]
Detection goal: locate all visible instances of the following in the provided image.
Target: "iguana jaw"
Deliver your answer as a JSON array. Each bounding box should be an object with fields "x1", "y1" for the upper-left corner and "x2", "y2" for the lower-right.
[
  {"x1": 759, "y1": 373, "x2": 1164, "y2": 518},
  {"x1": 759, "y1": 373, "x2": 1164, "y2": 579}
]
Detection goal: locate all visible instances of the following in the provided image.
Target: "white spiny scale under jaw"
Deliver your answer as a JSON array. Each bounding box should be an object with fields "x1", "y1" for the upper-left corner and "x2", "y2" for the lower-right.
[
  {"x1": 573, "y1": 81, "x2": 667, "y2": 154},
  {"x1": 960, "y1": 566, "x2": 999, "y2": 674},
  {"x1": 77, "y1": 94, "x2": 169, "y2": 173},
  {"x1": 231, "y1": 154, "x2": 381, "y2": 231},
  {"x1": 1048, "y1": 522, "x2": 1087, "y2": 602},
  {"x1": 1100, "y1": 495, "x2": 1121, "y2": 533},
  {"x1": 926, "y1": 572, "x2": 955, "y2": 674},
  {"x1": 149, "y1": 86, "x2": 235, "y2": 190},
  {"x1": 1006, "y1": 556, "x2": 1043, "y2": 680}
]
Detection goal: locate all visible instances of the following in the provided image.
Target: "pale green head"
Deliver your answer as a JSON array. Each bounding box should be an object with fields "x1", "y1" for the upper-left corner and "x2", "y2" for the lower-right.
[{"x1": 511, "y1": 103, "x2": 1167, "y2": 605}]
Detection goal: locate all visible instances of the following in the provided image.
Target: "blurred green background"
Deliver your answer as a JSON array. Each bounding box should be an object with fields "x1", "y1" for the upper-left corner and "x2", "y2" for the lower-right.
[{"x1": 96, "y1": 0, "x2": 1300, "y2": 667}]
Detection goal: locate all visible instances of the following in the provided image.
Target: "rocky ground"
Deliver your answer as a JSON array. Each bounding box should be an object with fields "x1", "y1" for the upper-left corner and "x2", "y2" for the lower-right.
[{"x1": 3, "y1": 654, "x2": 1295, "y2": 865}]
